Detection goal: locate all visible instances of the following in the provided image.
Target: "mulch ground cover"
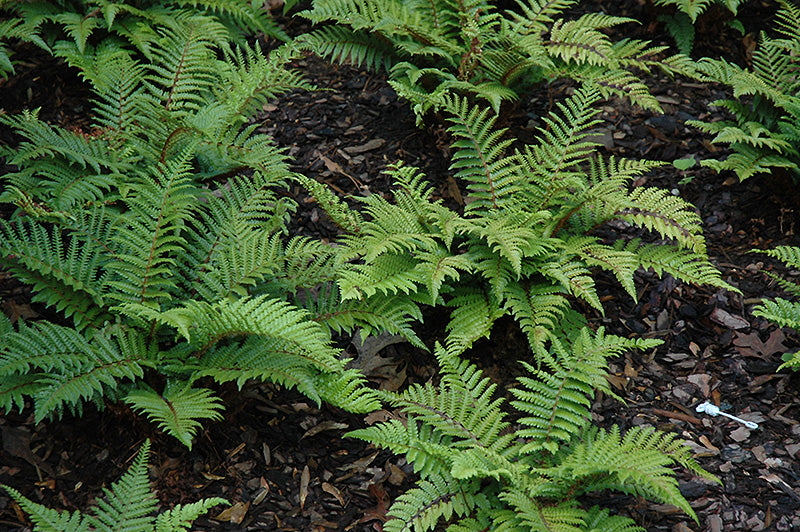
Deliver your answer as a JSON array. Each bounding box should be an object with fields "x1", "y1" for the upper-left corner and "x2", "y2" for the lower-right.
[{"x1": 2, "y1": 1, "x2": 800, "y2": 530}]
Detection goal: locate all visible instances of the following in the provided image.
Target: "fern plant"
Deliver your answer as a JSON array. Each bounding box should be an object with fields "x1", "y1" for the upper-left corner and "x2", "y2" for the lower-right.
[
  {"x1": 349, "y1": 331, "x2": 718, "y2": 532},
  {"x1": 306, "y1": 85, "x2": 733, "y2": 355},
  {"x1": 0, "y1": 15, "x2": 406, "y2": 448},
  {"x1": 653, "y1": 0, "x2": 748, "y2": 54},
  {"x1": 0, "y1": 0, "x2": 286, "y2": 64},
  {"x1": 294, "y1": 0, "x2": 699, "y2": 117},
  {"x1": 687, "y1": 1, "x2": 800, "y2": 180},
  {"x1": 2, "y1": 439, "x2": 227, "y2": 531},
  {"x1": 750, "y1": 245, "x2": 800, "y2": 370}
]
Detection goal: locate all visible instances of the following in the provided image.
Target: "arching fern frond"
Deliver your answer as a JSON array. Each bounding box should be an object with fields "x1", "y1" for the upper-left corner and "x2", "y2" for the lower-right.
[
  {"x1": 124, "y1": 381, "x2": 224, "y2": 449},
  {"x1": 3, "y1": 440, "x2": 226, "y2": 532}
]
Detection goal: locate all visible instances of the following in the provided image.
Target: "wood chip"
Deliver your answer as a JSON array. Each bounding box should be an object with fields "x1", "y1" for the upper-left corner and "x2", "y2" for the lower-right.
[
  {"x1": 302, "y1": 421, "x2": 349, "y2": 439},
  {"x1": 343, "y1": 138, "x2": 385, "y2": 154},
  {"x1": 710, "y1": 308, "x2": 750, "y2": 330},
  {"x1": 299, "y1": 465, "x2": 311, "y2": 509}
]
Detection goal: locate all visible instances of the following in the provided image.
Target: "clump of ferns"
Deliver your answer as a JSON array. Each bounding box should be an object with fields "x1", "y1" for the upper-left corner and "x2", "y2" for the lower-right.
[
  {"x1": 301, "y1": 83, "x2": 734, "y2": 360},
  {"x1": 0, "y1": 15, "x2": 420, "y2": 449},
  {"x1": 687, "y1": 1, "x2": 800, "y2": 180},
  {"x1": 294, "y1": 0, "x2": 700, "y2": 119},
  {"x1": 0, "y1": 0, "x2": 286, "y2": 79},
  {"x1": 348, "y1": 330, "x2": 719, "y2": 532}
]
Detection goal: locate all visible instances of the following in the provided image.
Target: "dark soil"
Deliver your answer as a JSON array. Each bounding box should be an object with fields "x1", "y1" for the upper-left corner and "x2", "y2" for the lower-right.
[{"x1": 2, "y1": 2, "x2": 800, "y2": 531}]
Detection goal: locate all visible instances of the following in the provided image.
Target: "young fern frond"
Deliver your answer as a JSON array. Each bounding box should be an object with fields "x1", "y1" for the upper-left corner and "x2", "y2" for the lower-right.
[
  {"x1": 124, "y1": 381, "x2": 224, "y2": 449},
  {"x1": 0, "y1": 322, "x2": 149, "y2": 423},
  {"x1": 106, "y1": 149, "x2": 200, "y2": 306}
]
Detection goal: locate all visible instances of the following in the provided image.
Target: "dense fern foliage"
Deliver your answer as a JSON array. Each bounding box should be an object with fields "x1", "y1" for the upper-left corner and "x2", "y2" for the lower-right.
[
  {"x1": 751, "y1": 246, "x2": 800, "y2": 369},
  {"x1": 316, "y1": 85, "x2": 733, "y2": 355},
  {"x1": 350, "y1": 333, "x2": 718, "y2": 532},
  {"x1": 295, "y1": 0, "x2": 699, "y2": 117},
  {"x1": 2, "y1": 440, "x2": 227, "y2": 531},
  {"x1": 688, "y1": 0, "x2": 800, "y2": 180},
  {"x1": 0, "y1": 15, "x2": 399, "y2": 448},
  {"x1": 0, "y1": 0, "x2": 285, "y2": 72},
  {"x1": 654, "y1": 0, "x2": 748, "y2": 54}
]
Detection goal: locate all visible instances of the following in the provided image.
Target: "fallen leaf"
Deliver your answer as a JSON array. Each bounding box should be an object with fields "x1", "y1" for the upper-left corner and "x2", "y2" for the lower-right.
[
  {"x1": 387, "y1": 463, "x2": 406, "y2": 486},
  {"x1": 214, "y1": 501, "x2": 250, "y2": 524},
  {"x1": 710, "y1": 308, "x2": 750, "y2": 330},
  {"x1": 733, "y1": 329, "x2": 787, "y2": 358},
  {"x1": 299, "y1": 465, "x2": 310, "y2": 509},
  {"x1": 322, "y1": 482, "x2": 345, "y2": 505},
  {"x1": 320, "y1": 155, "x2": 345, "y2": 174},
  {"x1": 699, "y1": 435, "x2": 720, "y2": 454}
]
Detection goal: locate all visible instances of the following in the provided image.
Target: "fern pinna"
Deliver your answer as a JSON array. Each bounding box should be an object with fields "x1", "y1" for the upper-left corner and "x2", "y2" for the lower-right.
[
  {"x1": 0, "y1": 16, "x2": 404, "y2": 448},
  {"x1": 349, "y1": 331, "x2": 718, "y2": 532},
  {"x1": 295, "y1": 0, "x2": 699, "y2": 117},
  {"x1": 324, "y1": 85, "x2": 732, "y2": 354},
  {"x1": 687, "y1": 1, "x2": 800, "y2": 180},
  {"x1": 2, "y1": 440, "x2": 227, "y2": 531}
]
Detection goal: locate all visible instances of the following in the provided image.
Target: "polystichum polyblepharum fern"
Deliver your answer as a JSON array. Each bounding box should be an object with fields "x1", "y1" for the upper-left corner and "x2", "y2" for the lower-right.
[
  {"x1": 687, "y1": 0, "x2": 800, "y2": 180},
  {"x1": 2, "y1": 439, "x2": 227, "y2": 532},
  {"x1": 309, "y1": 84, "x2": 733, "y2": 355},
  {"x1": 0, "y1": 14, "x2": 406, "y2": 448},
  {"x1": 349, "y1": 332, "x2": 718, "y2": 532},
  {"x1": 295, "y1": 0, "x2": 699, "y2": 117}
]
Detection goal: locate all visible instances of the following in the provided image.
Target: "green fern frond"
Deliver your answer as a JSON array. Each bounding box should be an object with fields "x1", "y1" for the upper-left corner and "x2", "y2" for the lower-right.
[
  {"x1": 752, "y1": 245, "x2": 800, "y2": 268},
  {"x1": 154, "y1": 497, "x2": 229, "y2": 532},
  {"x1": 654, "y1": 0, "x2": 716, "y2": 22},
  {"x1": 2, "y1": 484, "x2": 92, "y2": 531},
  {"x1": 124, "y1": 381, "x2": 224, "y2": 449},
  {"x1": 556, "y1": 426, "x2": 706, "y2": 521},
  {"x1": 106, "y1": 149, "x2": 200, "y2": 306},
  {"x1": 0, "y1": 109, "x2": 128, "y2": 176},
  {"x1": 339, "y1": 253, "x2": 425, "y2": 300},
  {"x1": 384, "y1": 474, "x2": 481, "y2": 532},
  {"x1": 3, "y1": 440, "x2": 225, "y2": 532},
  {"x1": 617, "y1": 187, "x2": 706, "y2": 253},
  {"x1": 308, "y1": 283, "x2": 425, "y2": 348},
  {"x1": 443, "y1": 95, "x2": 517, "y2": 214},
  {"x1": 445, "y1": 286, "x2": 504, "y2": 353},
  {"x1": 503, "y1": 281, "x2": 583, "y2": 348},
  {"x1": 618, "y1": 239, "x2": 735, "y2": 292},
  {"x1": 512, "y1": 328, "x2": 659, "y2": 454},
  {"x1": 296, "y1": 25, "x2": 402, "y2": 71},
  {"x1": 294, "y1": 173, "x2": 364, "y2": 233},
  {"x1": 0, "y1": 323, "x2": 149, "y2": 422}
]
